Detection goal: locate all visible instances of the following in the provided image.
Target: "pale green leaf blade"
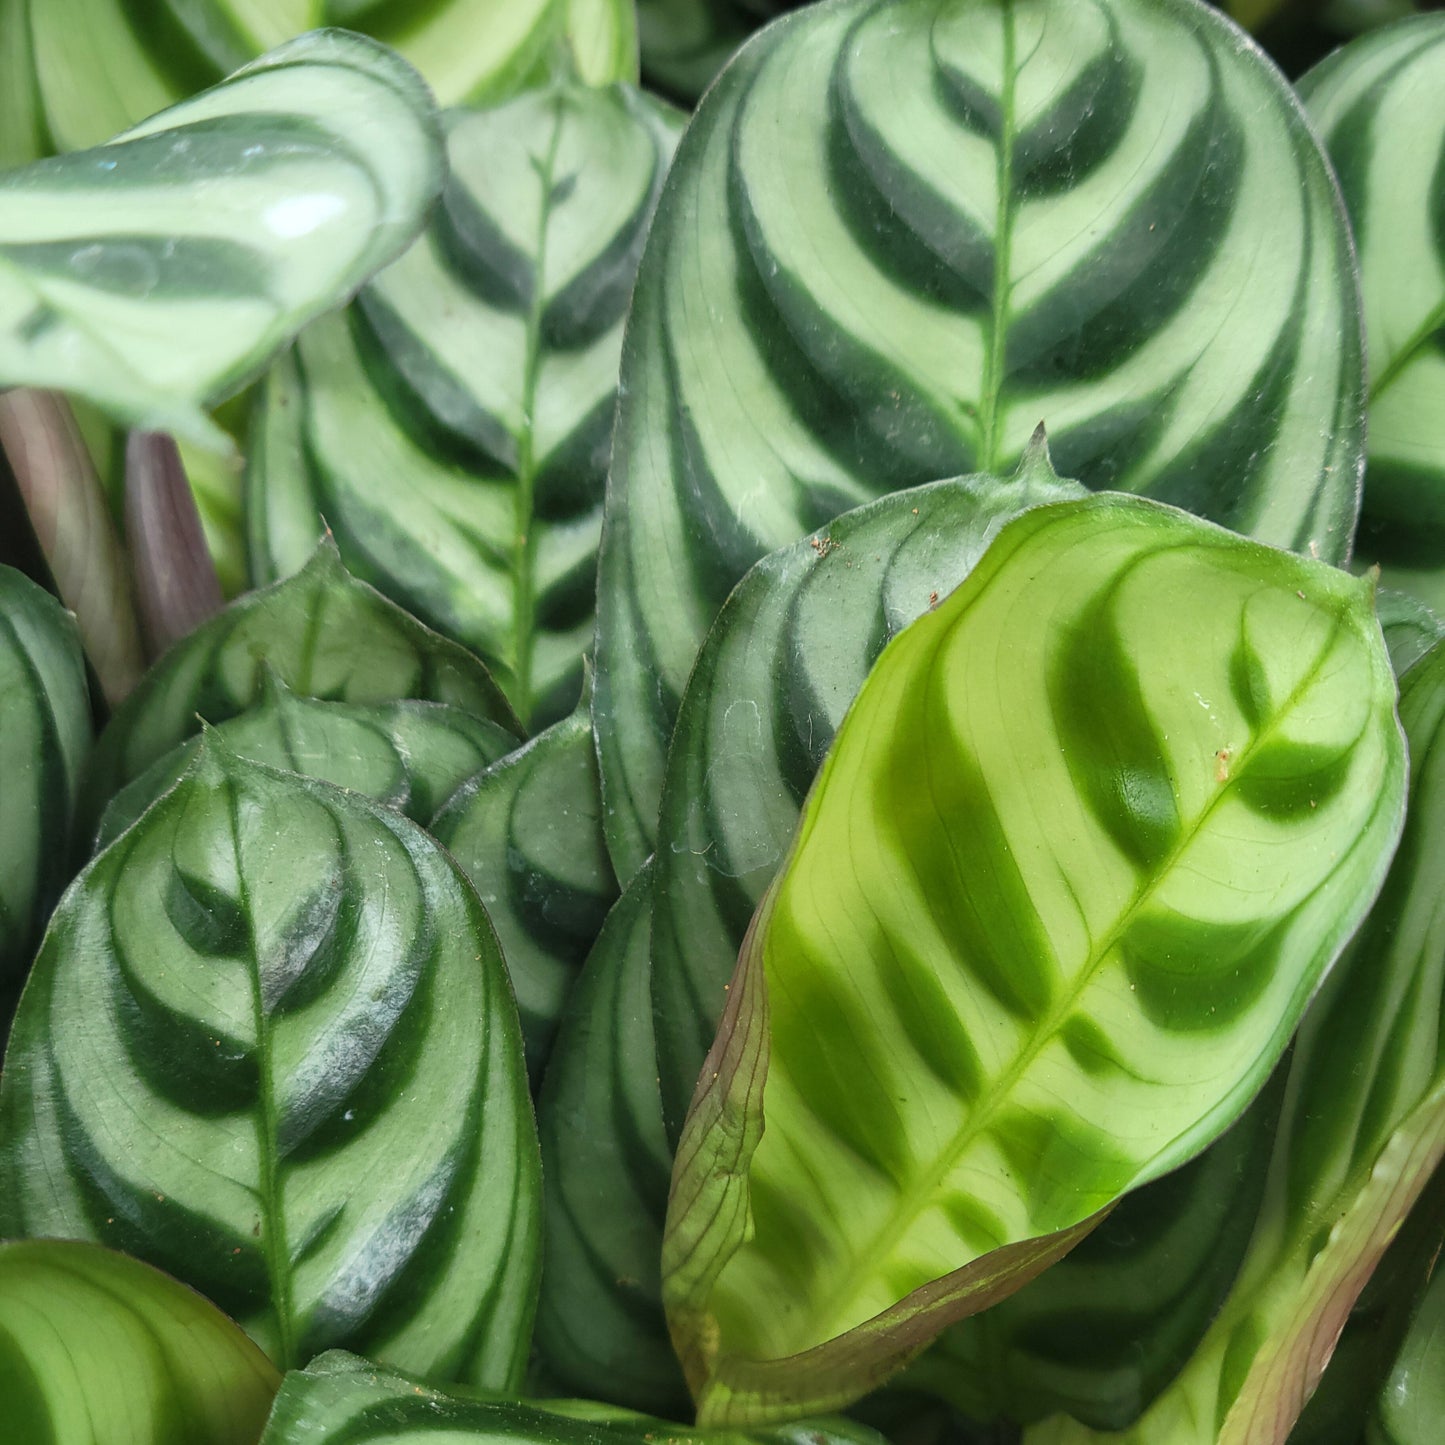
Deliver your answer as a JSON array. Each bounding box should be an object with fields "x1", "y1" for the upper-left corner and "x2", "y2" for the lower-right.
[
  {"x1": 664, "y1": 495, "x2": 1404, "y2": 1425},
  {"x1": 0, "y1": 564, "x2": 90, "y2": 1000},
  {"x1": 257, "y1": 1350, "x2": 885, "y2": 1445},
  {"x1": 0, "y1": 744, "x2": 542, "y2": 1389},
  {"x1": 0, "y1": 29, "x2": 445, "y2": 450},
  {"x1": 568, "y1": 0, "x2": 640, "y2": 84},
  {"x1": 94, "y1": 673, "x2": 516, "y2": 851},
  {"x1": 1301, "y1": 15, "x2": 1445, "y2": 614},
  {"x1": 248, "y1": 82, "x2": 682, "y2": 728},
  {"x1": 1025, "y1": 638, "x2": 1445, "y2": 1445},
  {"x1": 595, "y1": 0, "x2": 1367, "y2": 880},
  {"x1": 82, "y1": 539, "x2": 518, "y2": 825},
  {"x1": 0, "y1": 1238, "x2": 280, "y2": 1445}
]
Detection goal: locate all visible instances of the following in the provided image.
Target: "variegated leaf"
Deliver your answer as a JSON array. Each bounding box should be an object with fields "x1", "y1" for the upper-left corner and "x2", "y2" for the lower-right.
[
  {"x1": 1026, "y1": 638, "x2": 1445, "y2": 1445},
  {"x1": 1301, "y1": 15, "x2": 1445, "y2": 616},
  {"x1": 0, "y1": 30, "x2": 445, "y2": 451},
  {"x1": 0, "y1": 744, "x2": 541, "y2": 1388},
  {"x1": 249, "y1": 80, "x2": 683, "y2": 728},
  {"x1": 0, "y1": 1238, "x2": 280, "y2": 1445},
  {"x1": 664, "y1": 495, "x2": 1404, "y2": 1425},
  {"x1": 594, "y1": 0, "x2": 1367, "y2": 880}
]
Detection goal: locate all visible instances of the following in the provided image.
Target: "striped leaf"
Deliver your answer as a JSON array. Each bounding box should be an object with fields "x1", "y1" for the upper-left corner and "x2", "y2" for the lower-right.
[
  {"x1": 1026, "y1": 638, "x2": 1445, "y2": 1445},
  {"x1": 653, "y1": 448, "x2": 1084, "y2": 1138},
  {"x1": 663, "y1": 495, "x2": 1405, "y2": 1425},
  {"x1": 1301, "y1": 16, "x2": 1445, "y2": 616},
  {"x1": 257, "y1": 1350, "x2": 887, "y2": 1445},
  {"x1": 1378, "y1": 589, "x2": 1445, "y2": 679},
  {"x1": 0, "y1": 565, "x2": 91, "y2": 999},
  {"x1": 0, "y1": 1238, "x2": 280, "y2": 1445},
  {"x1": 0, "y1": 744, "x2": 542, "y2": 1388},
  {"x1": 594, "y1": 0, "x2": 1368, "y2": 881},
  {"x1": 0, "y1": 30, "x2": 445, "y2": 452},
  {"x1": 431, "y1": 691, "x2": 617, "y2": 1081},
  {"x1": 5, "y1": 1, "x2": 638, "y2": 161},
  {"x1": 95, "y1": 672, "x2": 517, "y2": 852},
  {"x1": 248, "y1": 80, "x2": 683, "y2": 728},
  {"x1": 1368, "y1": 1226, "x2": 1445, "y2": 1445},
  {"x1": 82, "y1": 539, "x2": 517, "y2": 827},
  {"x1": 534, "y1": 864, "x2": 688, "y2": 1415}
]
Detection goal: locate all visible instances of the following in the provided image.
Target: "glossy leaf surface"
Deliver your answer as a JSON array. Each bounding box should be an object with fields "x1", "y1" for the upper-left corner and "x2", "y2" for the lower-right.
[
  {"x1": 1369, "y1": 1236, "x2": 1445, "y2": 1444},
  {"x1": 83, "y1": 539, "x2": 517, "y2": 824},
  {"x1": 1302, "y1": 15, "x2": 1445, "y2": 613},
  {"x1": 249, "y1": 81, "x2": 682, "y2": 728},
  {"x1": 0, "y1": 564, "x2": 90, "y2": 994},
  {"x1": 95, "y1": 673, "x2": 516, "y2": 851},
  {"x1": 0, "y1": 30, "x2": 444, "y2": 451},
  {"x1": 534, "y1": 864, "x2": 687, "y2": 1414},
  {"x1": 1028, "y1": 639, "x2": 1445, "y2": 1445},
  {"x1": 432, "y1": 692, "x2": 617, "y2": 1080},
  {"x1": 0, "y1": 745, "x2": 541, "y2": 1388},
  {"x1": 665, "y1": 495, "x2": 1404, "y2": 1424},
  {"x1": 258, "y1": 1351, "x2": 886, "y2": 1445},
  {"x1": 594, "y1": 0, "x2": 1367, "y2": 879},
  {"x1": 0, "y1": 1237, "x2": 280, "y2": 1445}
]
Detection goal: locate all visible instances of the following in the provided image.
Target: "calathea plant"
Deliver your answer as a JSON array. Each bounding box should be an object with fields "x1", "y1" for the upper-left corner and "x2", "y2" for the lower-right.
[{"x1": 2, "y1": 3, "x2": 1445, "y2": 1445}]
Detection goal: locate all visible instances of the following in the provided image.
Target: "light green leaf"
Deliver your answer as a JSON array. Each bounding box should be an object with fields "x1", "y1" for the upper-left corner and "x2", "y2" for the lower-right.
[
  {"x1": 534, "y1": 864, "x2": 688, "y2": 1415},
  {"x1": 248, "y1": 80, "x2": 682, "y2": 727},
  {"x1": 1369, "y1": 1220, "x2": 1445, "y2": 1444},
  {"x1": 82, "y1": 538, "x2": 518, "y2": 826},
  {"x1": 664, "y1": 494, "x2": 1404, "y2": 1425},
  {"x1": 0, "y1": 743, "x2": 542, "y2": 1388},
  {"x1": 594, "y1": 0, "x2": 1368, "y2": 881},
  {"x1": 431, "y1": 690, "x2": 617, "y2": 1081},
  {"x1": 568, "y1": 0, "x2": 640, "y2": 84},
  {"x1": 0, "y1": 1238, "x2": 280, "y2": 1445},
  {"x1": 95, "y1": 671, "x2": 516, "y2": 851},
  {"x1": 258, "y1": 1350, "x2": 886, "y2": 1445},
  {"x1": 1027, "y1": 638, "x2": 1445, "y2": 1445},
  {"x1": 0, "y1": 29, "x2": 444, "y2": 451},
  {"x1": 1301, "y1": 14, "x2": 1445, "y2": 616},
  {"x1": 0, "y1": 564, "x2": 90, "y2": 997}
]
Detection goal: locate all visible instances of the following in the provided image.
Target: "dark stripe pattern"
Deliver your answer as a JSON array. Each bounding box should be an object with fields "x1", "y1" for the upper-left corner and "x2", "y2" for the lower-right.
[
  {"x1": 249, "y1": 81, "x2": 682, "y2": 728},
  {"x1": 1301, "y1": 15, "x2": 1445, "y2": 615},
  {"x1": 663, "y1": 494, "x2": 1404, "y2": 1425},
  {"x1": 0, "y1": 747, "x2": 541, "y2": 1389},
  {"x1": 0, "y1": 30, "x2": 445, "y2": 451},
  {"x1": 594, "y1": 0, "x2": 1367, "y2": 881},
  {"x1": 0, "y1": 566, "x2": 90, "y2": 999}
]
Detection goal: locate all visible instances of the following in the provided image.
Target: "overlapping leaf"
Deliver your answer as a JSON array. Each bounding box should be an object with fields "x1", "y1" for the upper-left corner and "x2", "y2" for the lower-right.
[
  {"x1": 95, "y1": 672, "x2": 516, "y2": 851},
  {"x1": 1369, "y1": 1228, "x2": 1445, "y2": 1444},
  {"x1": 0, "y1": 30, "x2": 445, "y2": 451},
  {"x1": 664, "y1": 495, "x2": 1404, "y2": 1425},
  {"x1": 432, "y1": 692, "x2": 617, "y2": 1079},
  {"x1": 1301, "y1": 15, "x2": 1445, "y2": 615},
  {"x1": 1027, "y1": 639, "x2": 1445, "y2": 1445},
  {"x1": 249, "y1": 80, "x2": 683, "y2": 727},
  {"x1": 594, "y1": 0, "x2": 1367, "y2": 880},
  {"x1": 0, "y1": 565, "x2": 90, "y2": 1000},
  {"x1": 257, "y1": 1350, "x2": 887, "y2": 1445},
  {"x1": 0, "y1": 745, "x2": 541, "y2": 1388},
  {"x1": 0, "y1": 1238, "x2": 280, "y2": 1445},
  {"x1": 82, "y1": 539, "x2": 517, "y2": 825},
  {"x1": 636, "y1": 0, "x2": 797, "y2": 101}
]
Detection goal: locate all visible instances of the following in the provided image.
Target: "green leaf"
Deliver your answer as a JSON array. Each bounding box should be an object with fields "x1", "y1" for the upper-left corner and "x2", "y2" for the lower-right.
[
  {"x1": 83, "y1": 538, "x2": 518, "y2": 826},
  {"x1": 95, "y1": 671, "x2": 516, "y2": 851},
  {"x1": 1377, "y1": 589, "x2": 1445, "y2": 679},
  {"x1": 431, "y1": 689, "x2": 617, "y2": 1081},
  {"x1": 594, "y1": 0, "x2": 1368, "y2": 881},
  {"x1": 664, "y1": 494, "x2": 1404, "y2": 1425},
  {"x1": 258, "y1": 1350, "x2": 887, "y2": 1445},
  {"x1": 248, "y1": 80, "x2": 683, "y2": 727},
  {"x1": 1026, "y1": 638, "x2": 1445, "y2": 1445},
  {"x1": 635, "y1": 0, "x2": 778, "y2": 100},
  {"x1": 568, "y1": 0, "x2": 641, "y2": 84},
  {"x1": 1300, "y1": 14, "x2": 1445, "y2": 616},
  {"x1": 1368, "y1": 1221, "x2": 1445, "y2": 1444},
  {"x1": 0, "y1": 29, "x2": 444, "y2": 451},
  {"x1": 0, "y1": 1237, "x2": 280, "y2": 1445},
  {"x1": 0, "y1": 564, "x2": 90, "y2": 997},
  {"x1": 534, "y1": 863, "x2": 689, "y2": 1415},
  {"x1": 0, "y1": 743, "x2": 542, "y2": 1388}
]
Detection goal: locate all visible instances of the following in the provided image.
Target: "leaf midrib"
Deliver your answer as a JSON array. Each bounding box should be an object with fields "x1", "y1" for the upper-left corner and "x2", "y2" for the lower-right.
[{"x1": 780, "y1": 602, "x2": 1356, "y2": 1350}]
